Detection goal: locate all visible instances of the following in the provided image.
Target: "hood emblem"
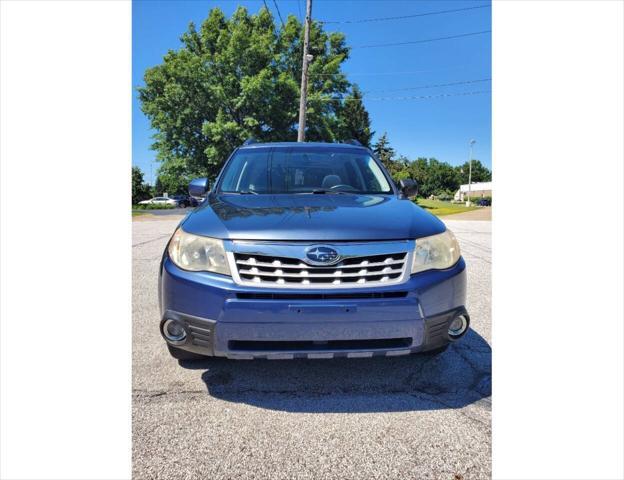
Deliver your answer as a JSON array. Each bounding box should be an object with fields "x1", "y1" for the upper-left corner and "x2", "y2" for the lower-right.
[{"x1": 305, "y1": 246, "x2": 340, "y2": 266}]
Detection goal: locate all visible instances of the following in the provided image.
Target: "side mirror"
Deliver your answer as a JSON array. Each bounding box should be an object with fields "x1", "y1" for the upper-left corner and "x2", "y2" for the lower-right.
[
  {"x1": 399, "y1": 178, "x2": 418, "y2": 198},
  {"x1": 189, "y1": 177, "x2": 210, "y2": 197}
]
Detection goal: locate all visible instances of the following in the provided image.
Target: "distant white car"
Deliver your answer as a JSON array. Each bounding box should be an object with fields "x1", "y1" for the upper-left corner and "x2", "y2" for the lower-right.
[{"x1": 138, "y1": 197, "x2": 178, "y2": 206}]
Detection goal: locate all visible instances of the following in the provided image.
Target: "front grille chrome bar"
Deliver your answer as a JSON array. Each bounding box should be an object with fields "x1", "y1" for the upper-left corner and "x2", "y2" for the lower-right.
[
  {"x1": 237, "y1": 267, "x2": 404, "y2": 278},
  {"x1": 224, "y1": 240, "x2": 414, "y2": 289},
  {"x1": 235, "y1": 258, "x2": 405, "y2": 270}
]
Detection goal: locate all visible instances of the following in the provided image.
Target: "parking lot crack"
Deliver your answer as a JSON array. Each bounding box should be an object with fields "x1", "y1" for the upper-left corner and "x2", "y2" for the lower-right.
[
  {"x1": 133, "y1": 388, "x2": 206, "y2": 398},
  {"x1": 132, "y1": 234, "x2": 171, "y2": 248}
]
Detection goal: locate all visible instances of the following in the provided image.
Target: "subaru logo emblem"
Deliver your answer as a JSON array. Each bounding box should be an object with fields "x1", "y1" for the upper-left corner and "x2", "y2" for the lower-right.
[{"x1": 305, "y1": 246, "x2": 340, "y2": 266}]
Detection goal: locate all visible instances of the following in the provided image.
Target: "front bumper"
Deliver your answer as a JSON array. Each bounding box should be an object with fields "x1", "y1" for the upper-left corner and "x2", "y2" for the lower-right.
[{"x1": 159, "y1": 256, "x2": 468, "y2": 359}]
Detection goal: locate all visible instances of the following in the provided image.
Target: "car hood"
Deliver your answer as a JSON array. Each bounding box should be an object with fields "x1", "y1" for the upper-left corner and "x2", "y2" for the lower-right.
[{"x1": 180, "y1": 193, "x2": 446, "y2": 241}]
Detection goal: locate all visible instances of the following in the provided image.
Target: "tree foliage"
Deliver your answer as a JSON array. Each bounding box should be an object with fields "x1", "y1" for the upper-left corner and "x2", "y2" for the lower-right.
[
  {"x1": 455, "y1": 159, "x2": 492, "y2": 184},
  {"x1": 132, "y1": 166, "x2": 151, "y2": 204},
  {"x1": 370, "y1": 135, "x2": 492, "y2": 198},
  {"x1": 139, "y1": 6, "x2": 361, "y2": 182},
  {"x1": 337, "y1": 84, "x2": 373, "y2": 147},
  {"x1": 154, "y1": 158, "x2": 191, "y2": 195},
  {"x1": 372, "y1": 132, "x2": 396, "y2": 172},
  {"x1": 138, "y1": 7, "x2": 489, "y2": 198}
]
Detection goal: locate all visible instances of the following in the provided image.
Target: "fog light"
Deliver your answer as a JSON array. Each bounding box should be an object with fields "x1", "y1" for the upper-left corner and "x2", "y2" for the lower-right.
[
  {"x1": 163, "y1": 319, "x2": 186, "y2": 344},
  {"x1": 448, "y1": 314, "x2": 468, "y2": 339}
]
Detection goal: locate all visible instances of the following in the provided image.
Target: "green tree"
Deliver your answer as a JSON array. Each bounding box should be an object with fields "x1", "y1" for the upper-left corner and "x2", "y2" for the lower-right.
[
  {"x1": 138, "y1": 6, "x2": 356, "y2": 182},
  {"x1": 454, "y1": 159, "x2": 492, "y2": 185},
  {"x1": 388, "y1": 157, "x2": 460, "y2": 198},
  {"x1": 154, "y1": 176, "x2": 164, "y2": 196},
  {"x1": 406, "y1": 157, "x2": 429, "y2": 188},
  {"x1": 132, "y1": 166, "x2": 151, "y2": 204},
  {"x1": 337, "y1": 84, "x2": 373, "y2": 147},
  {"x1": 372, "y1": 132, "x2": 396, "y2": 172},
  {"x1": 427, "y1": 159, "x2": 459, "y2": 196},
  {"x1": 155, "y1": 158, "x2": 191, "y2": 195}
]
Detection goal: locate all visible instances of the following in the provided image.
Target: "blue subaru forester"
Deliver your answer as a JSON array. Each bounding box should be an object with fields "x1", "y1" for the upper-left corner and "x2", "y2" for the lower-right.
[{"x1": 159, "y1": 140, "x2": 469, "y2": 361}]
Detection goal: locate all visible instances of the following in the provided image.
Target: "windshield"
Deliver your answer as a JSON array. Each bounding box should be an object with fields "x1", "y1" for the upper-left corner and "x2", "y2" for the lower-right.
[{"x1": 218, "y1": 147, "x2": 393, "y2": 194}]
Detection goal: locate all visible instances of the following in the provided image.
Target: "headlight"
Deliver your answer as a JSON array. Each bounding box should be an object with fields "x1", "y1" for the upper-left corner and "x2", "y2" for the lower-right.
[
  {"x1": 411, "y1": 229, "x2": 460, "y2": 274},
  {"x1": 168, "y1": 228, "x2": 231, "y2": 275}
]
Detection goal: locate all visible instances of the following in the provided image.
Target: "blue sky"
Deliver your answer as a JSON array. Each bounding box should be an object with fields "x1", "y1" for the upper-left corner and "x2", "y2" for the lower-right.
[{"x1": 133, "y1": 0, "x2": 491, "y2": 184}]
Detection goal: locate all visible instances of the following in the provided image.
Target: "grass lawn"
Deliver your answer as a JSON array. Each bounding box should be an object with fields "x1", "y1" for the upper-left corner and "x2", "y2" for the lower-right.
[
  {"x1": 132, "y1": 211, "x2": 148, "y2": 217},
  {"x1": 416, "y1": 198, "x2": 480, "y2": 217}
]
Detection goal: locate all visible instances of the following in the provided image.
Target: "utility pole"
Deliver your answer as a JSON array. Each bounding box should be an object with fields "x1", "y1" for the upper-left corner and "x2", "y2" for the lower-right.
[
  {"x1": 467, "y1": 139, "x2": 476, "y2": 206},
  {"x1": 297, "y1": 0, "x2": 312, "y2": 142}
]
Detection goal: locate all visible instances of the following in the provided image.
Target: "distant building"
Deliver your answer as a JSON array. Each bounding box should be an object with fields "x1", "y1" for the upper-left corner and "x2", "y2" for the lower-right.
[{"x1": 454, "y1": 181, "x2": 492, "y2": 202}]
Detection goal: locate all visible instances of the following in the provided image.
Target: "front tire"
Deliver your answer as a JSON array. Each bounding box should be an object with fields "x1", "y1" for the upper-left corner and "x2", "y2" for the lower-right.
[{"x1": 167, "y1": 344, "x2": 206, "y2": 361}]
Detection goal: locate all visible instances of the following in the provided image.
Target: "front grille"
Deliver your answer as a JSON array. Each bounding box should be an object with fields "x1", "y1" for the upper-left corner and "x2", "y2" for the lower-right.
[{"x1": 233, "y1": 251, "x2": 409, "y2": 288}]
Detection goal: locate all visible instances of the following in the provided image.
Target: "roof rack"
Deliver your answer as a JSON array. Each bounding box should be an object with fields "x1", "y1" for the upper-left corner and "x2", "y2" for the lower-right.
[
  {"x1": 242, "y1": 138, "x2": 258, "y2": 146},
  {"x1": 344, "y1": 139, "x2": 363, "y2": 146}
]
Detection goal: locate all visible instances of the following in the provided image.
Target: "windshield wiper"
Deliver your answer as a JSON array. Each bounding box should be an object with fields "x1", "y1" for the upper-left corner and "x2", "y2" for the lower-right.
[
  {"x1": 238, "y1": 190, "x2": 259, "y2": 195},
  {"x1": 311, "y1": 189, "x2": 352, "y2": 195}
]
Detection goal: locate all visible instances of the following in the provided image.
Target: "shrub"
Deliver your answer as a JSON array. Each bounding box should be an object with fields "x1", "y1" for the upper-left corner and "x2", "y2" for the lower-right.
[
  {"x1": 437, "y1": 191, "x2": 453, "y2": 201},
  {"x1": 132, "y1": 203, "x2": 176, "y2": 210}
]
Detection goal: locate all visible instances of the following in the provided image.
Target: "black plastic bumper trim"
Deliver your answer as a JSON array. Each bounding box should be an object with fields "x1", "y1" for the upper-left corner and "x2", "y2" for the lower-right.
[
  {"x1": 160, "y1": 310, "x2": 217, "y2": 356},
  {"x1": 420, "y1": 306, "x2": 470, "y2": 352}
]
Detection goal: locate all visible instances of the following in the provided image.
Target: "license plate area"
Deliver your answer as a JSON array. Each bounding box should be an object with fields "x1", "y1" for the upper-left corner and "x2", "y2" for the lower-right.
[{"x1": 288, "y1": 304, "x2": 357, "y2": 315}]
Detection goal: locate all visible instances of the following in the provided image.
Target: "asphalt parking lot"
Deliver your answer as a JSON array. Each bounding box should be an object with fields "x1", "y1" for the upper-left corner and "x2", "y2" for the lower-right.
[{"x1": 132, "y1": 215, "x2": 491, "y2": 480}]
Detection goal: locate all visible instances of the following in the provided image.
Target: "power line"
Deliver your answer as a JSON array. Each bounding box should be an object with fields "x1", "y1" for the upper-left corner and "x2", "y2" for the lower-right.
[
  {"x1": 309, "y1": 66, "x2": 480, "y2": 77},
  {"x1": 272, "y1": 0, "x2": 286, "y2": 27},
  {"x1": 320, "y1": 4, "x2": 489, "y2": 24},
  {"x1": 317, "y1": 90, "x2": 490, "y2": 102},
  {"x1": 353, "y1": 30, "x2": 491, "y2": 49},
  {"x1": 297, "y1": 0, "x2": 303, "y2": 22},
  {"x1": 262, "y1": 0, "x2": 271, "y2": 17},
  {"x1": 367, "y1": 78, "x2": 491, "y2": 94},
  {"x1": 367, "y1": 90, "x2": 491, "y2": 101}
]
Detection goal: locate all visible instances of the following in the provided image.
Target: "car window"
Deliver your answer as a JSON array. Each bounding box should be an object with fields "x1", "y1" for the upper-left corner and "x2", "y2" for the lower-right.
[
  {"x1": 219, "y1": 147, "x2": 392, "y2": 194},
  {"x1": 220, "y1": 150, "x2": 270, "y2": 193}
]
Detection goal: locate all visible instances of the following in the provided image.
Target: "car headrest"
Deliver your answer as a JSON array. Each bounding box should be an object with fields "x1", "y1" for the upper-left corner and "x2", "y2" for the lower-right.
[{"x1": 321, "y1": 174, "x2": 342, "y2": 189}]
